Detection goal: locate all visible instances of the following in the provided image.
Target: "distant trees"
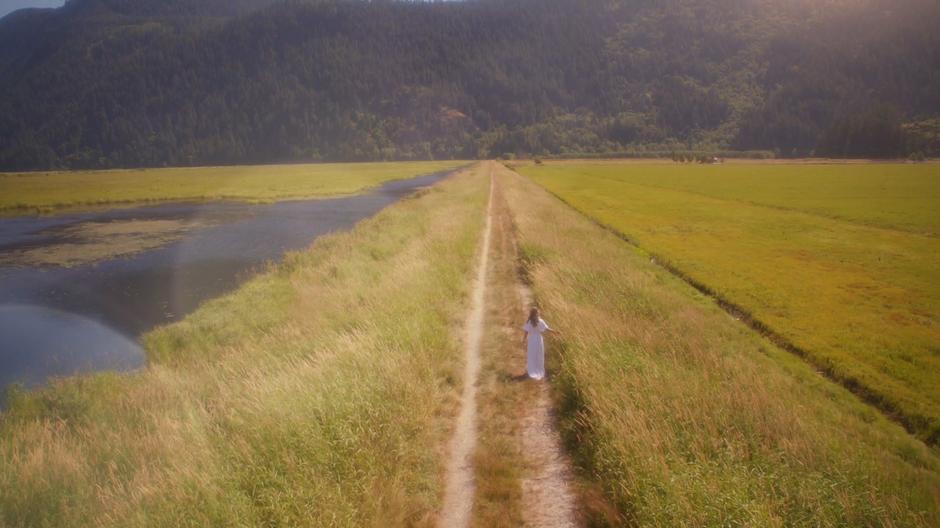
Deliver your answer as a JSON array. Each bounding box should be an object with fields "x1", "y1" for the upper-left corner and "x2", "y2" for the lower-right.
[
  {"x1": 816, "y1": 105, "x2": 907, "y2": 159},
  {"x1": 0, "y1": 0, "x2": 937, "y2": 169},
  {"x1": 903, "y1": 118, "x2": 940, "y2": 159},
  {"x1": 654, "y1": 77, "x2": 730, "y2": 140}
]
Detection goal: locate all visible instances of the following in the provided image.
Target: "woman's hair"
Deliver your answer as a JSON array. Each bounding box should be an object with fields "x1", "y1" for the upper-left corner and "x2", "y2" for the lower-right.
[{"x1": 528, "y1": 307, "x2": 539, "y2": 326}]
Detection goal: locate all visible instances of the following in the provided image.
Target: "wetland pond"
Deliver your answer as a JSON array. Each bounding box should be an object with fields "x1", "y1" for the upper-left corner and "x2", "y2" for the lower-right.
[{"x1": 0, "y1": 170, "x2": 452, "y2": 399}]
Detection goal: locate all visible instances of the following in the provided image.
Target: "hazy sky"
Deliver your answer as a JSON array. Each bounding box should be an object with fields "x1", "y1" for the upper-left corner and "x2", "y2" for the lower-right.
[{"x1": 0, "y1": 0, "x2": 64, "y2": 18}]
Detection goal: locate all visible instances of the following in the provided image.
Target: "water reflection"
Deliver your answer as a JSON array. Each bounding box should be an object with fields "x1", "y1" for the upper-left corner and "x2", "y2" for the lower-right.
[
  {"x1": 0, "y1": 305, "x2": 145, "y2": 394},
  {"x1": 0, "y1": 170, "x2": 453, "y2": 395}
]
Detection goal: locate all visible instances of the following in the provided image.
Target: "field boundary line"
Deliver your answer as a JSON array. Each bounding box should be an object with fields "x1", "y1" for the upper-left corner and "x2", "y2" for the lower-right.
[
  {"x1": 502, "y1": 163, "x2": 936, "y2": 447},
  {"x1": 439, "y1": 163, "x2": 494, "y2": 527}
]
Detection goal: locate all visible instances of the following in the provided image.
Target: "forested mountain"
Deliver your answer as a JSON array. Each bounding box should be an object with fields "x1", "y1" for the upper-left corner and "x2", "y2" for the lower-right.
[{"x1": 1, "y1": 0, "x2": 938, "y2": 169}]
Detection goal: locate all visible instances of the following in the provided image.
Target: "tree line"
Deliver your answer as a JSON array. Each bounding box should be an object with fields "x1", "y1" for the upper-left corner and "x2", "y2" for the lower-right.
[{"x1": 1, "y1": 0, "x2": 938, "y2": 170}]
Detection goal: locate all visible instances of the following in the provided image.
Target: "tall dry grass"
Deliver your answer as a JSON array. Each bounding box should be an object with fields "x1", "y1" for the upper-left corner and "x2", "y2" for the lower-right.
[
  {"x1": 0, "y1": 164, "x2": 488, "y2": 527},
  {"x1": 498, "y1": 163, "x2": 940, "y2": 526},
  {"x1": 469, "y1": 168, "x2": 532, "y2": 527}
]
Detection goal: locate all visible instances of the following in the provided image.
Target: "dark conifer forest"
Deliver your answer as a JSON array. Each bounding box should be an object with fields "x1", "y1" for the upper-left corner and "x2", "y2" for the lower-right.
[{"x1": 1, "y1": 0, "x2": 938, "y2": 169}]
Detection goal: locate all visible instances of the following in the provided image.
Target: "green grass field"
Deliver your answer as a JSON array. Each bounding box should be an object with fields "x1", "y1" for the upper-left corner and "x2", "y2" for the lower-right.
[
  {"x1": 515, "y1": 160, "x2": 940, "y2": 443},
  {"x1": 565, "y1": 162, "x2": 940, "y2": 235},
  {"x1": 0, "y1": 161, "x2": 468, "y2": 214},
  {"x1": 2, "y1": 160, "x2": 939, "y2": 526},
  {"x1": 0, "y1": 164, "x2": 487, "y2": 526},
  {"x1": 499, "y1": 163, "x2": 940, "y2": 526}
]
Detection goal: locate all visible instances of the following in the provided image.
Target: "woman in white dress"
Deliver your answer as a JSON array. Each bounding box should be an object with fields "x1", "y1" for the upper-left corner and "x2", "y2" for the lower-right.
[{"x1": 522, "y1": 307, "x2": 557, "y2": 380}]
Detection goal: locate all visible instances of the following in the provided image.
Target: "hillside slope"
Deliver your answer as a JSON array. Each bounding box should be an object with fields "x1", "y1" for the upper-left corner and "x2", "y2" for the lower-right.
[{"x1": 1, "y1": 0, "x2": 938, "y2": 169}]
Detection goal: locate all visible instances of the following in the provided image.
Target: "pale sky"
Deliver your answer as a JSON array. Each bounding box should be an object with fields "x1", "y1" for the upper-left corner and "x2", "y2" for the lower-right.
[{"x1": 0, "y1": 0, "x2": 64, "y2": 19}]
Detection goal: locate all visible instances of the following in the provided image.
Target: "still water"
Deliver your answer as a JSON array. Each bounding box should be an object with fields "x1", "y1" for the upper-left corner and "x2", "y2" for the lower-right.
[{"x1": 0, "y1": 170, "x2": 452, "y2": 396}]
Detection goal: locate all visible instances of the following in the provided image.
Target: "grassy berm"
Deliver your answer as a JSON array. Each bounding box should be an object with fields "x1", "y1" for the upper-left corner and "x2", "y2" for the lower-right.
[
  {"x1": 0, "y1": 164, "x2": 488, "y2": 526},
  {"x1": 499, "y1": 164, "x2": 940, "y2": 527}
]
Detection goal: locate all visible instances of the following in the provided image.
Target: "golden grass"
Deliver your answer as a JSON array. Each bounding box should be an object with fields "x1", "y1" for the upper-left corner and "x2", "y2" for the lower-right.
[
  {"x1": 517, "y1": 161, "x2": 940, "y2": 235},
  {"x1": 498, "y1": 163, "x2": 940, "y2": 526},
  {"x1": 0, "y1": 163, "x2": 488, "y2": 527},
  {"x1": 469, "y1": 172, "x2": 529, "y2": 528},
  {"x1": 0, "y1": 161, "x2": 468, "y2": 214},
  {"x1": 516, "y1": 160, "x2": 940, "y2": 444}
]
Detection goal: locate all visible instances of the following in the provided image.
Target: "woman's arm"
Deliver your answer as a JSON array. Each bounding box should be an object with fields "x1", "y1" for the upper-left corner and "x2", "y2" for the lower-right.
[{"x1": 522, "y1": 331, "x2": 528, "y2": 346}]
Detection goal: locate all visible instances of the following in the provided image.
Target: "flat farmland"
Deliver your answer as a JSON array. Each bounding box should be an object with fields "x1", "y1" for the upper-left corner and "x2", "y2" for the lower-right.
[
  {"x1": 516, "y1": 161, "x2": 940, "y2": 442},
  {"x1": 0, "y1": 160, "x2": 468, "y2": 214}
]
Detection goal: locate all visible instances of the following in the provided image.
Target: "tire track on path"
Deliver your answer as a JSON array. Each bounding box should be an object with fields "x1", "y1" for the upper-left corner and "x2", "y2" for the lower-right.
[{"x1": 439, "y1": 163, "x2": 494, "y2": 528}]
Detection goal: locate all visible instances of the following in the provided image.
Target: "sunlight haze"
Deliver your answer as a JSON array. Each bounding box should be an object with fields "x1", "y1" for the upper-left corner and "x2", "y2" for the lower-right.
[{"x1": 0, "y1": 0, "x2": 63, "y2": 18}]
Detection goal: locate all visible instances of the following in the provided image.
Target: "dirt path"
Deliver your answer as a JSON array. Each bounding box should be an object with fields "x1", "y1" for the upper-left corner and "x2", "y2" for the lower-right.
[
  {"x1": 439, "y1": 164, "x2": 495, "y2": 528},
  {"x1": 440, "y1": 162, "x2": 579, "y2": 527},
  {"x1": 515, "y1": 272, "x2": 580, "y2": 528},
  {"x1": 518, "y1": 387, "x2": 580, "y2": 527}
]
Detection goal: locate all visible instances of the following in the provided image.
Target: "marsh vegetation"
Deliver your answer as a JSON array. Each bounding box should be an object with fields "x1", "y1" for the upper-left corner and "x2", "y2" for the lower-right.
[
  {"x1": 0, "y1": 164, "x2": 458, "y2": 399},
  {"x1": 0, "y1": 164, "x2": 488, "y2": 526}
]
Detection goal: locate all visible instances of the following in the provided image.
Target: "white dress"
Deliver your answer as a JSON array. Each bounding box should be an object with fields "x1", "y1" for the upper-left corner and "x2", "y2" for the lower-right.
[{"x1": 523, "y1": 318, "x2": 550, "y2": 380}]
